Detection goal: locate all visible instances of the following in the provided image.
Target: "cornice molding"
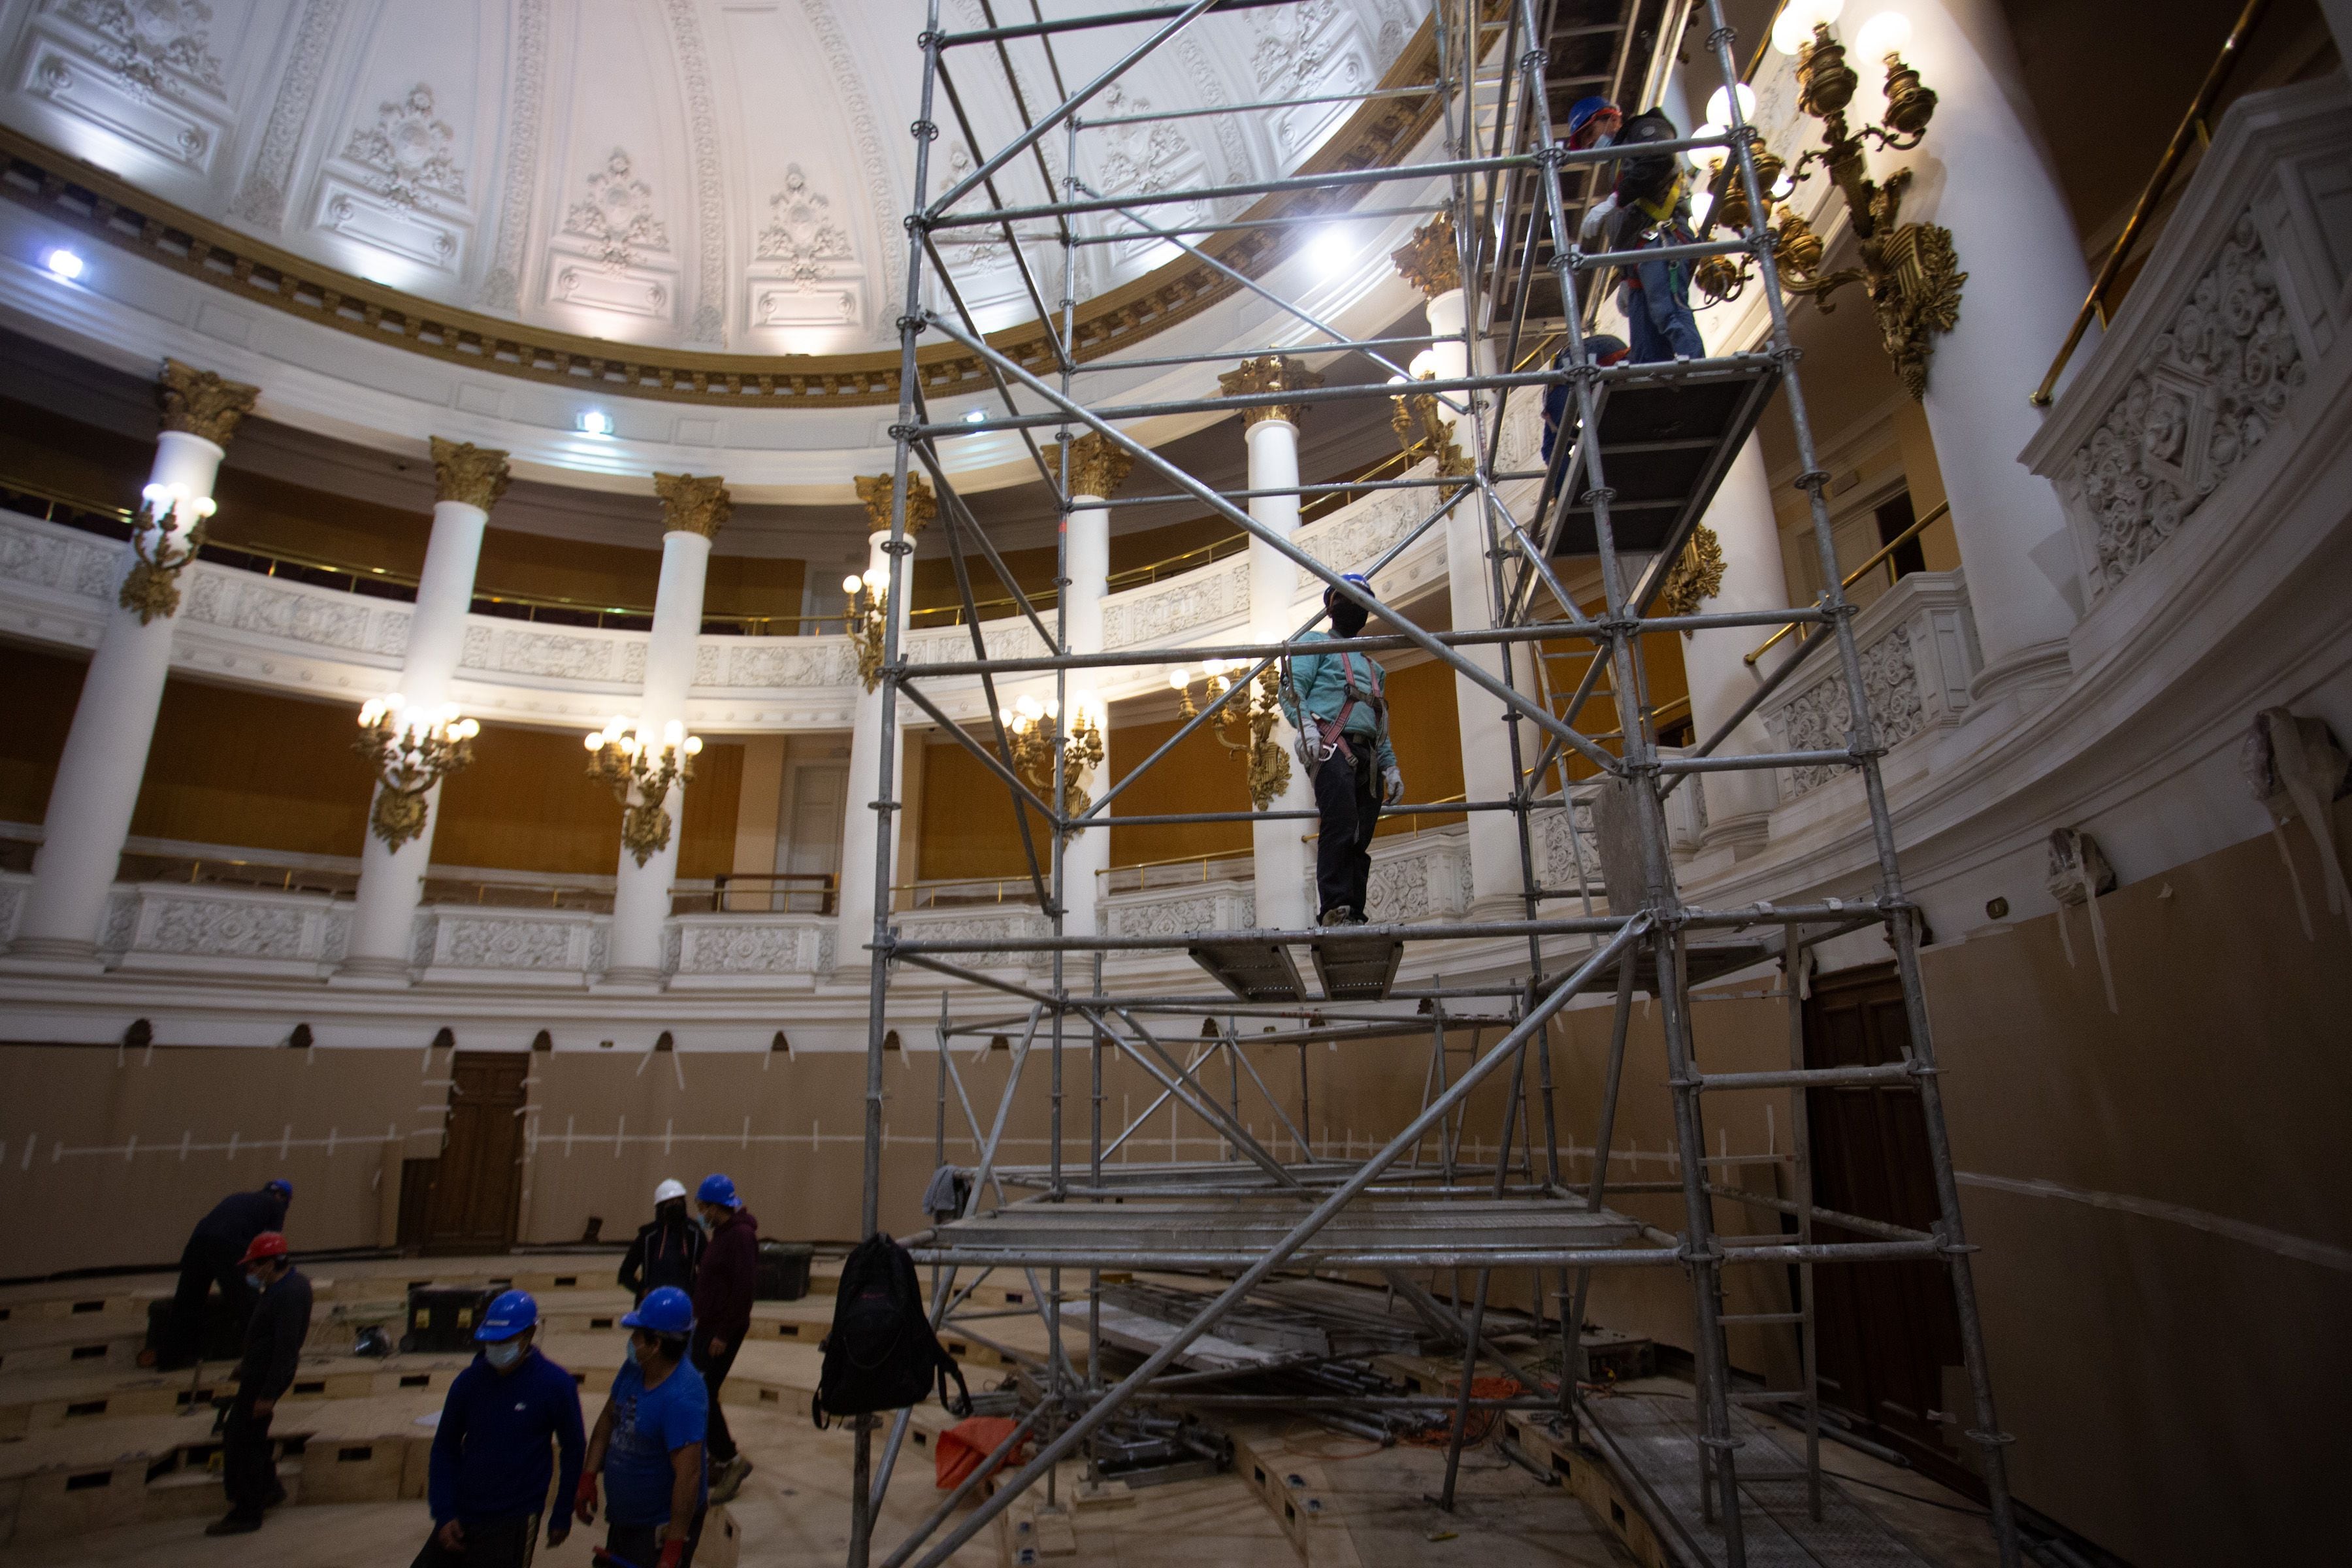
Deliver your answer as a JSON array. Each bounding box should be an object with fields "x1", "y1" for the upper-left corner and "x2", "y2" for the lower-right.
[{"x1": 0, "y1": 22, "x2": 1443, "y2": 412}]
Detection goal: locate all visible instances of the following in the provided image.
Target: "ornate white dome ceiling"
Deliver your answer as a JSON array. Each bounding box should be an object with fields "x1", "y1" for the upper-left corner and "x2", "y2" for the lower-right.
[{"x1": 0, "y1": 0, "x2": 1429, "y2": 359}]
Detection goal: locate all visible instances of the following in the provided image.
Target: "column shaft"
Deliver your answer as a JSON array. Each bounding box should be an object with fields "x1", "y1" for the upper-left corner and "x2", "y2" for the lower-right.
[
  {"x1": 340, "y1": 494, "x2": 493, "y2": 976},
  {"x1": 1246, "y1": 420, "x2": 1315, "y2": 930},
  {"x1": 1895, "y1": 0, "x2": 2093, "y2": 705},
  {"x1": 606, "y1": 529, "x2": 713, "y2": 983},
  {"x1": 1678, "y1": 436, "x2": 1791, "y2": 851},
  {"x1": 1062, "y1": 498, "x2": 1111, "y2": 937},
  {"x1": 14, "y1": 430, "x2": 223, "y2": 960}
]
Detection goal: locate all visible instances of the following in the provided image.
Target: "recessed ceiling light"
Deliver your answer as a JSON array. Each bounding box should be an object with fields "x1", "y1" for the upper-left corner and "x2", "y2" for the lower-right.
[
  {"x1": 1309, "y1": 228, "x2": 1354, "y2": 277},
  {"x1": 962, "y1": 408, "x2": 988, "y2": 424},
  {"x1": 577, "y1": 410, "x2": 613, "y2": 437},
  {"x1": 44, "y1": 248, "x2": 84, "y2": 282}
]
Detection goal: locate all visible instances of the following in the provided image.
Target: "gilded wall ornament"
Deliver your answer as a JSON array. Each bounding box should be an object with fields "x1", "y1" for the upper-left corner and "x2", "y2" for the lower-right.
[
  {"x1": 1218, "y1": 354, "x2": 1325, "y2": 427},
  {"x1": 431, "y1": 436, "x2": 511, "y2": 511},
  {"x1": 1390, "y1": 385, "x2": 1469, "y2": 476},
  {"x1": 1656, "y1": 524, "x2": 1726, "y2": 620},
  {"x1": 1066, "y1": 432, "x2": 1135, "y2": 500},
  {"x1": 157, "y1": 358, "x2": 258, "y2": 447},
  {"x1": 653, "y1": 472, "x2": 731, "y2": 539},
  {"x1": 1388, "y1": 208, "x2": 1460, "y2": 297}
]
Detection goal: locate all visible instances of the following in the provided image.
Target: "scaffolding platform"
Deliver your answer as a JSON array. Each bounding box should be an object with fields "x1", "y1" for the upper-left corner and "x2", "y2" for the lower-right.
[
  {"x1": 1578, "y1": 1393, "x2": 1938, "y2": 1567},
  {"x1": 1188, "y1": 930, "x2": 1405, "y2": 1003},
  {"x1": 1541, "y1": 934, "x2": 1776, "y2": 998},
  {"x1": 1548, "y1": 361, "x2": 1780, "y2": 558},
  {"x1": 914, "y1": 1196, "x2": 1642, "y2": 1271}
]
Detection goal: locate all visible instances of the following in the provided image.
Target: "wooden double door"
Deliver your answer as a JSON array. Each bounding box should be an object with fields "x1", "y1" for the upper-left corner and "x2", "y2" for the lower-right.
[
  {"x1": 1802, "y1": 962, "x2": 1979, "y2": 1496},
  {"x1": 400, "y1": 1052, "x2": 529, "y2": 1254}
]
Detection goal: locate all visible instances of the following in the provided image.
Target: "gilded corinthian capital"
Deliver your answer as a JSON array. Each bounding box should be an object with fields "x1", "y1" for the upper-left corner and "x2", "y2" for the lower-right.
[
  {"x1": 653, "y1": 472, "x2": 732, "y2": 539},
  {"x1": 854, "y1": 472, "x2": 936, "y2": 536},
  {"x1": 1390, "y1": 210, "x2": 1462, "y2": 297},
  {"x1": 1218, "y1": 355, "x2": 1325, "y2": 428},
  {"x1": 1066, "y1": 432, "x2": 1134, "y2": 500},
  {"x1": 157, "y1": 359, "x2": 259, "y2": 448},
  {"x1": 431, "y1": 438, "x2": 512, "y2": 512}
]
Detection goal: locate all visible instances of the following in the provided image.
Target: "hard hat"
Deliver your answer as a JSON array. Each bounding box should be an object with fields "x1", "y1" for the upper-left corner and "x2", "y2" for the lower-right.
[
  {"x1": 696, "y1": 1173, "x2": 739, "y2": 1208},
  {"x1": 621, "y1": 1285, "x2": 695, "y2": 1337},
  {"x1": 475, "y1": 1289, "x2": 538, "y2": 1343},
  {"x1": 1567, "y1": 97, "x2": 1621, "y2": 139},
  {"x1": 265, "y1": 1179, "x2": 293, "y2": 1200},
  {"x1": 238, "y1": 1232, "x2": 289, "y2": 1267},
  {"x1": 654, "y1": 1179, "x2": 687, "y2": 1204}
]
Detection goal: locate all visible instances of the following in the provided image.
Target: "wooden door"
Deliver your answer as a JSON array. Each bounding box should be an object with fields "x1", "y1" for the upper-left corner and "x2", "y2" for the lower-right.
[
  {"x1": 419, "y1": 1053, "x2": 529, "y2": 1254},
  {"x1": 1803, "y1": 962, "x2": 1978, "y2": 1494}
]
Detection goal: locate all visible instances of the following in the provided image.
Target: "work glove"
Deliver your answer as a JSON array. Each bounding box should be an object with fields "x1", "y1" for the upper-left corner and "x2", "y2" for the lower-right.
[
  {"x1": 1382, "y1": 764, "x2": 1405, "y2": 806},
  {"x1": 574, "y1": 1471, "x2": 600, "y2": 1524}
]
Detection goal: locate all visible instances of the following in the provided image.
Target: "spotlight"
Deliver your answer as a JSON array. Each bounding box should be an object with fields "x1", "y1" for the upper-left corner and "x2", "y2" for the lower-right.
[
  {"x1": 1308, "y1": 229, "x2": 1353, "y2": 277},
  {"x1": 577, "y1": 410, "x2": 614, "y2": 437},
  {"x1": 44, "y1": 248, "x2": 84, "y2": 282}
]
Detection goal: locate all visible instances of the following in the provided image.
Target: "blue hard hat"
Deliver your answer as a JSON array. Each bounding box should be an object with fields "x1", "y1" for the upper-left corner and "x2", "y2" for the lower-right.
[
  {"x1": 622, "y1": 1285, "x2": 695, "y2": 1337},
  {"x1": 475, "y1": 1289, "x2": 538, "y2": 1342},
  {"x1": 1567, "y1": 97, "x2": 1620, "y2": 139},
  {"x1": 696, "y1": 1173, "x2": 738, "y2": 1208},
  {"x1": 265, "y1": 1179, "x2": 293, "y2": 1200}
]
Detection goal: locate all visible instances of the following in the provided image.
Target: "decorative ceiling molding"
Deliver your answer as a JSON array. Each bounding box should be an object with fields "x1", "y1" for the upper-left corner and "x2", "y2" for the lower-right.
[
  {"x1": 0, "y1": 18, "x2": 1443, "y2": 408},
  {"x1": 479, "y1": 0, "x2": 549, "y2": 312},
  {"x1": 229, "y1": 0, "x2": 350, "y2": 229},
  {"x1": 659, "y1": 0, "x2": 728, "y2": 345}
]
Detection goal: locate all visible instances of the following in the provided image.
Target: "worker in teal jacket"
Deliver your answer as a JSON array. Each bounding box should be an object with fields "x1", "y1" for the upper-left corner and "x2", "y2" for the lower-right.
[{"x1": 1279, "y1": 575, "x2": 1404, "y2": 926}]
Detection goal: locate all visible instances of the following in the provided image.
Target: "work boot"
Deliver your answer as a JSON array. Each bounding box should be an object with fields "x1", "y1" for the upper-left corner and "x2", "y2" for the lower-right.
[
  {"x1": 709, "y1": 1454, "x2": 753, "y2": 1503},
  {"x1": 205, "y1": 1514, "x2": 263, "y2": 1537},
  {"x1": 262, "y1": 1483, "x2": 289, "y2": 1511}
]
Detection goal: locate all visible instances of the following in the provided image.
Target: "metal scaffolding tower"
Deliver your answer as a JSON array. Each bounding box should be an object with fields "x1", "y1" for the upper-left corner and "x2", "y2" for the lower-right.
[{"x1": 847, "y1": 3, "x2": 2023, "y2": 1565}]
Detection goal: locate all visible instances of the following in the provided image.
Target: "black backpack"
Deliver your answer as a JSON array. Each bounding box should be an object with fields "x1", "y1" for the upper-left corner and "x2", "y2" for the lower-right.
[{"x1": 811, "y1": 1233, "x2": 972, "y2": 1426}]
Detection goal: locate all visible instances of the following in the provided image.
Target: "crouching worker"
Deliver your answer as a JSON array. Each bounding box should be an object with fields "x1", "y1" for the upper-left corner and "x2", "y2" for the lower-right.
[
  {"x1": 576, "y1": 1286, "x2": 707, "y2": 1568},
  {"x1": 1279, "y1": 573, "x2": 1404, "y2": 928},
  {"x1": 413, "y1": 1290, "x2": 584, "y2": 1567}
]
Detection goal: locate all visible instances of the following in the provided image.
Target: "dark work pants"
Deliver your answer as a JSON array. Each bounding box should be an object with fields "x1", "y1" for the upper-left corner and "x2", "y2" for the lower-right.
[
  {"x1": 1311, "y1": 747, "x2": 1382, "y2": 921},
  {"x1": 606, "y1": 1507, "x2": 705, "y2": 1568},
  {"x1": 162, "y1": 1235, "x2": 248, "y2": 1369},
  {"x1": 221, "y1": 1394, "x2": 277, "y2": 1522},
  {"x1": 408, "y1": 1512, "x2": 540, "y2": 1568},
  {"x1": 693, "y1": 1339, "x2": 740, "y2": 1465}
]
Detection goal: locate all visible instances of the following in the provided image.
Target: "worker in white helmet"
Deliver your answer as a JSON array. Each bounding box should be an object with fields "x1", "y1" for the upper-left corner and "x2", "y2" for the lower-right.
[{"x1": 618, "y1": 1179, "x2": 705, "y2": 1305}]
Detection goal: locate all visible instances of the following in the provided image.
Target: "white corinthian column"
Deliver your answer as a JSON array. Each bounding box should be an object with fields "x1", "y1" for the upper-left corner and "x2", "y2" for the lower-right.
[
  {"x1": 1218, "y1": 355, "x2": 1324, "y2": 930},
  {"x1": 1060, "y1": 433, "x2": 1132, "y2": 938},
  {"x1": 10, "y1": 360, "x2": 257, "y2": 964},
  {"x1": 338, "y1": 440, "x2": 510, "y2": 980},
  {"x1": 602, "y1": 474, "x2": 729, "y2": 987}
]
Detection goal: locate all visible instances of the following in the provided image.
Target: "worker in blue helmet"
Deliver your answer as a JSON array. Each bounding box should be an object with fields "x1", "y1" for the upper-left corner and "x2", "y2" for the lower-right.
[
  {"x1": 689, "y1": 1173, "x2": 759, "y2": 1503},
  {"x1": 147, "y1": 1177, "x2": 293, "y2": 1371},
  {"x1": 1566, "y1": 96, "x2": 1622, "y2": 151},
  {"x1": 1278, "y1": 574, "x2": 1404, "y2": 927},
  {"x1": 412, "y1": 1290, "x2": 585, "y2": 1567},
  {"x1": 578, "y1": 1286, "x2": 708, "y2": 1568}
]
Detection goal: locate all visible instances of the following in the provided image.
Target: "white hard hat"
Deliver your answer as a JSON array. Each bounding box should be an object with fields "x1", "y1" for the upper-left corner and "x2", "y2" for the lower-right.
[{"x1": 654, "y1": 1179, "x2": 687, "y2": 1204}]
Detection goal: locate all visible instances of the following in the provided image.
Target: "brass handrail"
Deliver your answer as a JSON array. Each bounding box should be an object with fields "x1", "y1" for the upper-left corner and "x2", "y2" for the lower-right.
[
  {"x1": 1744, "y1": 500, "x2": 1952, "y2": 666},
  {"x1": 2031, "y1": 0, "x2": 2272, "y2": 406},
  {"x1": 1, "y1": 473, "x2": 838, "y2": 632},
  {"x1": 1095, "y1": 849, "x2": 1253, "y2": 881}
]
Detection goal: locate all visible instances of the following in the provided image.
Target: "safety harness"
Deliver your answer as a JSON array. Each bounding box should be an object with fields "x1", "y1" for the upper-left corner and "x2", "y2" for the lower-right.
[{"x1": 1284, "y1": 647, "x2": 1387, "y2": 777}]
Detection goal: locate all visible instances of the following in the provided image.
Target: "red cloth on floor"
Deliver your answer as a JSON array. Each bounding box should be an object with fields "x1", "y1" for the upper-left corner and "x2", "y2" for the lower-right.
[{"x1": 935, "y1": 1416, "x2": 1027, "y2": 1490}]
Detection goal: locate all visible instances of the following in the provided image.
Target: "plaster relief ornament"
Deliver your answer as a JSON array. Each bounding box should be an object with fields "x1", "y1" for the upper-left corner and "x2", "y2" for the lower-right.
[
  {"x1": 566, "y1": 150, "x2": 669, "y2": 272},
  {"x1": 343, "y1": 84, "x2": 466, "y2": 208},
  {"x1": 757, "y1": 166, "x2": 852, "y2": 284},
  {"x1": 66, "y1": 0, "x2": 225, "y2": 97},
  {"x1": 1656, "y1": 525, "x2": 1727, "y2": 621}
]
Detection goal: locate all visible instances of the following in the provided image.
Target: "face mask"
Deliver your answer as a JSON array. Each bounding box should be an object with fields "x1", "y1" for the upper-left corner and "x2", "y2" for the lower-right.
[
  {"x1": 1329, "y1": 598, "x2": 1368, "y2": 637},
  {"x1": 246, "y1": 1272, "x2": 265, "y2": 1291},
  {"x1": 485, "y1": 1340, "x2": 525, "y2": 1370}
]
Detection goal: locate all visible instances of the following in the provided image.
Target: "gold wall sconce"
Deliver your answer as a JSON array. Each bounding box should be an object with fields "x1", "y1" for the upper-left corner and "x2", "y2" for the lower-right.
[
  {"x1": 585, "y1": 716, "x2": 702, "y2": 865},
  {"x1": 355, "y1": 696, "x2": 478, "y2": 850},
  {"x1": 1168, "y1": 661, "x2": 1293, "y2": 811},
  {"x1": 1001, "y1": 693, "x2": 1105, "y2": 817},
  {"x1": 119, "y1": 482, "x2": 218, "y2": 624},
  {"x1": 844, "y1": 566, "x2": 889, "y2": 692}
]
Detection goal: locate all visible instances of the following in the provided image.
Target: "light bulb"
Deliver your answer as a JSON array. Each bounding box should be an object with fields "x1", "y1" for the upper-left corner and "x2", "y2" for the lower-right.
[
  {"x1": 586, "y1": 731, "x2": 604, "y2": 750},
  {"x1": 663, "y1": 719, "x2": 684, "y2": 745},
  {"x1": 456, "y1": 719, "x2": 479, "y2": 740},
  {"x1": 1771, "y1": 172, "x2": 1797, "y2": 201},
  {"x1": 1855, "y1": 10, "x2": 1912, "y2": 61},
  {"x1": 1772, "y1": 2, "x2": 1818, "y2": 52},
  {"x1": 684, "y1": 736, "x2": 702, "y2": 755},
  {"x1": 1201, "y1": 657, "x2": 1226, "y2": 678},
  {"x1": 1706, "y1": 83, "x2": 1757, "y2": 126},
  {"x1": 1016, "y1": 695, "x2": 1041, "y2": 719},
  {"x1": 385, "y1": 693, "x2": 407, "y2": 710},
  {"x1": 1043, "y1": 698, "x2": 1059, "y2": 719},
  {"x1": 843, "y1": 574, "x2": 862, "y2": 594},
  {"x1": 1690, "y1": 191, "x2": 1715, "y2": 231},
  {"x1": 1687, "y1": 124, "x2": 1726, "y2": 171},
  {"x1": 999, "y1": 707, "x2": 1015, "y2": 726},
  {"x1": 1168, "y1": 669, "x2": 1189, "y2": 692}
]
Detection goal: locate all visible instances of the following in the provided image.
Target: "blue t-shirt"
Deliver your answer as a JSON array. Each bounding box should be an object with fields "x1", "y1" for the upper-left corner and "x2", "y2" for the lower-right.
[{"x1": 603, "y1": 1356, "x2": 708, "y2": 1527}]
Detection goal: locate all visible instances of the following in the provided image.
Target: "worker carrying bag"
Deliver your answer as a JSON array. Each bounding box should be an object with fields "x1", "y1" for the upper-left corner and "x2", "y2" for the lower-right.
[{"x1": 811, "y1": 1232, "x2": 972, "y2": 1426}]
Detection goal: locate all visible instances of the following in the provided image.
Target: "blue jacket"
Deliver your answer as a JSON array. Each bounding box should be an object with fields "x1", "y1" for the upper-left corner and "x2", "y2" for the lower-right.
[
  {"x1": 428, "y1": 1350, "x2": 587, "y2": 1526},
  {"x1": 191, "y1": 1188, "x2": 286, "y2": 1252},
  {"x1": 1279, "y1": 632, "x2": 1397, "y2": 773}
]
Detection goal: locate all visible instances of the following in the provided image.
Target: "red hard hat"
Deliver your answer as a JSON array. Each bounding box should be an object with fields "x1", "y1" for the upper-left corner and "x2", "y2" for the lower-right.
[{"x1": 239, "y1": 1232, "x2": 289, "y2": 1267}]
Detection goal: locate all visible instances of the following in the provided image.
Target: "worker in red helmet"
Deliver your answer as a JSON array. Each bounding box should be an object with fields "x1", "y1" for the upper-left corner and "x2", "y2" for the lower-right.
[{"x1": 206, "y1": 1231, "x2": 312, "y2": 1537}]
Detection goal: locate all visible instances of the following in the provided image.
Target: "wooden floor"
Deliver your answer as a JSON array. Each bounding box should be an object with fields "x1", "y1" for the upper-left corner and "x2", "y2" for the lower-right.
[{"x1": 0, "y1": 1254, "x2": 2001, "y2": 1567}]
